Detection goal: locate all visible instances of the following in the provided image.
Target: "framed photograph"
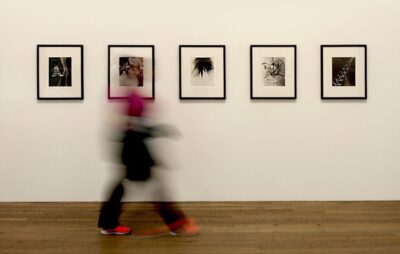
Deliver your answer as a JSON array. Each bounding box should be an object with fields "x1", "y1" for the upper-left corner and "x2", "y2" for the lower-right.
[
  {"x1": 179, "y1": 45, "x2": 226, "y2": 99},
  {"x1": 37, "y1": 45, "x2": 84, "y2": 100},
  {"x1": 321, "y1": 45, "x2": 367, "y2": 99},
  {"x1": 108, "y1": 45, "x2": 154, "y2": 99},
  {"x1": 250, "y1": 45, "x2": 297, "y2": 99}
]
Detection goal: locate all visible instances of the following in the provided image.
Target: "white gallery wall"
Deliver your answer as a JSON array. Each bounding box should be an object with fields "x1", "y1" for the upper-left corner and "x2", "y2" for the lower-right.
[{"x1": 1, "y1": 0, "x2": 400, "y2": 201}]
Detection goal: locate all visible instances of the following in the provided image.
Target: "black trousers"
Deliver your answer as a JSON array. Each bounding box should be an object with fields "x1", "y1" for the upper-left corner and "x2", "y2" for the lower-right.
[{"x1": 98, "y1": 181, "x2": 185, "y2": 229}]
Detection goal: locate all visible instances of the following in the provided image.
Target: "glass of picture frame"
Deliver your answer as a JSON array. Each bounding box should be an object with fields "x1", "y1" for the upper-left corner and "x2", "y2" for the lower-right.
[
  {"x1": 321, "y1": 45, "x2": 367, "y2": 99},
  {"x1": 37, "y1": 45, "x2": 84, "y2": 100},
  {"x1": 108, "y1": 45, "x2": 155, "y2": 99},
  {"x1": 179, "y1": 45, "x2": 226, "y2": 100},
  {"x1": 250, "y1": 45, "x2": 297, "y2": 99}
]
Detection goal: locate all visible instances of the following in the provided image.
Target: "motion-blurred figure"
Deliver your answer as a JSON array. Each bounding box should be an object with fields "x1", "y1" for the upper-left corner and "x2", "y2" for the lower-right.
[{"x1": 98, "y1": 89, "x2": 199, "y2": 236}]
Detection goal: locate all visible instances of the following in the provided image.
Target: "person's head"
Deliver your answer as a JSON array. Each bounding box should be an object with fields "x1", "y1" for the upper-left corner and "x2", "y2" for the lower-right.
[{"x1": 127, "y1": 89, "x2": 145, "y2": 118}]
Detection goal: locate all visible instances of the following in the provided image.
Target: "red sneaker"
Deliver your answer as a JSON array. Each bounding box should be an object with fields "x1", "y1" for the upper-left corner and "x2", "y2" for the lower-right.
[
  {"x1": 168, "y1": 218, "x2": 200, "y2": 236},
  {"x1": 100, "y1": 225, "x2": 132, "y2": 235}
]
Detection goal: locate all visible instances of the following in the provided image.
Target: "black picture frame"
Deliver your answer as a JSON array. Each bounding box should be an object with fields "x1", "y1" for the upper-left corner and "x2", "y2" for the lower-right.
[
  {"x1": 179, "y1": 45, "x2": 226, "y2": 100},
  {"x1": 250, "y1": 45, "x2": 297, "y2": 99},
  {"x1": 108, "y1": 45, "x2": 155, "y2": 100},
  {"x1": 37, "y1": 44, "x2": 84, "y2": 100},
  {"x1": 321, "y1": 45, "x2": 367, "y2": 99}
]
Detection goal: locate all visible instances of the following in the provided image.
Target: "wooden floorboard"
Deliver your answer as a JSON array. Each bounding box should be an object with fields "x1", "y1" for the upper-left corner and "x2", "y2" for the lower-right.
[{"x1": 1, "y1": 202, "x2": 400, "y2": 253}]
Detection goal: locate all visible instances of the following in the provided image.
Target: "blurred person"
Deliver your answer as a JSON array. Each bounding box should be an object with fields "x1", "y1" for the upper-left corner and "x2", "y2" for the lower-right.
[{"x1": 98, "y1": 89, "x2": 199, "y2": 236}]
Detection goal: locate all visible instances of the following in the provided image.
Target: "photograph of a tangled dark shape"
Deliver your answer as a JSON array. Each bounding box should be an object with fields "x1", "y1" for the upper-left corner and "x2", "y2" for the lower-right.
[{"x1": 192, "y1": 57, "x2": 214, "y2": 78}]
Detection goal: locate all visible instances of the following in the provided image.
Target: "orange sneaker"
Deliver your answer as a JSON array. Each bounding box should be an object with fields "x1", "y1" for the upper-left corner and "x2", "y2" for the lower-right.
[
  {"x1": 133, "y1": 218, "x2": 200, "y2": 238},
  {"x1": 169, "y1": 218, "x2": 200, "y2": 236},
  {"x1": 100, "y1": 225, "x2": 132, "y2": 235}
]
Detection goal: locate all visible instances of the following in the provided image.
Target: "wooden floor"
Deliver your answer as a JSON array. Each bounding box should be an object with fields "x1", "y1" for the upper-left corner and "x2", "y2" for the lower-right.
[{"x1": 1, "y1": 202, "x2": 400, "y2": 253}]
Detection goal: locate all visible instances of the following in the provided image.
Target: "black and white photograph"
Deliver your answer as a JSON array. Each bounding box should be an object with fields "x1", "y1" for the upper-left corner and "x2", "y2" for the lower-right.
[
  {"x1": 262, "y1": 57, "x2": 285, "y2": 86},
  {"x1": 49, "y1": 57, "x2": 72, "y2": 87},
  {"x1": 180, "y1": 45, "x2": 225, "y2": 99},
  {"x1": 108, "y1": 45, "x2": 154, "y2": 99},
  {"x1": 332, "y1": 57, "x2": 355, "y2": 87},
  {"x1": 321, "y1": 45, "x2": 367, "y2": 99},
  {"x1": 191, "y1": 57, "x2": 215, "y2": 86},
  {"x1": 37, "y1": 45, "x2": 83, "y2": 100},
  {"x1": 251, "y1": 45, "x2": 296, "y2": 99}
]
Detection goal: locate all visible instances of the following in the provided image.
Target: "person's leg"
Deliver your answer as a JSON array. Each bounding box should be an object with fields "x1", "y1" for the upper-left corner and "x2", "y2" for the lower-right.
[
  {"x1": 98, "y1": 182, "x2": 125, "y2": 229},
  {"x1": 150, "y1": 177, "x2": 186, "y2": 226},
  {"x1": 154, "y1": 202, "x2": 200, "y2": 235},
  {"x1": 155, "y1": 202, "x2": 186, "y2": 225},
  {"x1": 153, "y1": 179, "x2": 199, "y2": 235}
]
